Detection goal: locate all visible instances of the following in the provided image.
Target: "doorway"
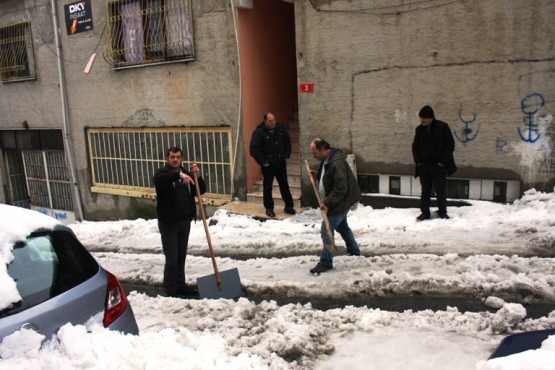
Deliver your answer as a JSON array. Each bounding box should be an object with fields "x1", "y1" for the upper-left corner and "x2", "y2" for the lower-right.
[{"x1": 236, "y1": 0, "x2": 298, "y2": 194}]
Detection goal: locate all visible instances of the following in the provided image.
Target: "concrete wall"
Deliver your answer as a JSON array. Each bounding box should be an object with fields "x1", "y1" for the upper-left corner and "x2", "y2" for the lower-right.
[
  {"x1": 296, "y1": 0, "x2": 555, "y2": 197},
  {"x1": 0, "y1": 0, "x2": 245, "y2": 220}
]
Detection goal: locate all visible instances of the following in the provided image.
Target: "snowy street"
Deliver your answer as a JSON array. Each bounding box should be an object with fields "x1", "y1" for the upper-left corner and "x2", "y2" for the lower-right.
[{"x1": 1, "y1": 189, "x2": 555, "y2": 369}]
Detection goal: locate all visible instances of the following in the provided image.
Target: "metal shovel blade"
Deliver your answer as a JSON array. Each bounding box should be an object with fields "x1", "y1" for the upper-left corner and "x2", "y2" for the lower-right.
[{"x1": 197, "y1": 268, "x2": 244, "y2": 299}]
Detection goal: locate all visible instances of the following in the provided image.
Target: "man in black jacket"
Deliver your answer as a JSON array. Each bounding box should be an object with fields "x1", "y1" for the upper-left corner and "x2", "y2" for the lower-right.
[
  {"x1": 412, "y1": 105, "x2": 457, "y2": 221},
  {"x1": 153, "y1": 146, "x2": 206, "y2": 297},
  {"x1": 249, "y1": 112, "x2": 295, "y2": 218}
]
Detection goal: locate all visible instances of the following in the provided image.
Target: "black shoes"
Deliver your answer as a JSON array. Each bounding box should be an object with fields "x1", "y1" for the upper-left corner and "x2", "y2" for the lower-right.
[
  {"x1": 310, "y1": 263, "x2": 333, "y2": 275},
  {"x1": 284, "y1": 206, "x2": 296, "y2": 215},
  {"x1": 265, "y1": 209, "x2": 276, "y2": 218},
  {"x1": 178, "y1": 284, "x2": 198, "y2": 295},
  {"x1": 416, "y1": 212, "x2": 450, "y2": 221},
  {"x1": 416, "y1": 213, "x2": 431, "y2": 222},
  {"x1": 168, "y1": 284, "x2": 199, "y2": 298}
]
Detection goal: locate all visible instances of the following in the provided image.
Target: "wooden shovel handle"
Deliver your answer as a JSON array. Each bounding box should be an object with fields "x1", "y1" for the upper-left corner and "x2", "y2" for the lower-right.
[
  {"x1": 304, "y1": 160, "x2": 334, "y2": 243},
  {"x1": 193, "y1": 170, "x2": 222, "y2": 290}
]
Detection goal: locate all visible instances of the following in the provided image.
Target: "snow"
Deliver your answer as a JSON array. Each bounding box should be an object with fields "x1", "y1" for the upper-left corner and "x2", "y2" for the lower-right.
[{"x1": 1, "y1": 189, "x2": 555, "y2": 369}]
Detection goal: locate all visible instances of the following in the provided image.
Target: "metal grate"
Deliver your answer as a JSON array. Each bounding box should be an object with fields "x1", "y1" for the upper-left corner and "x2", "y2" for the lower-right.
[
  {"x1": 87, "y1": 127, "x2": 233, "y2": 205},
  {"x1": 4, "y1": 150, "x2": 30, "y2": 207},
  {"x1": 22, "y1": 151, "x2": 74, "y2": 211},
  {"x1": 0, "y1": 21, "x2": 36, "y2": 82},
  {"x1": 104, "y1": 0, "x2": 195, "y2": 68}
]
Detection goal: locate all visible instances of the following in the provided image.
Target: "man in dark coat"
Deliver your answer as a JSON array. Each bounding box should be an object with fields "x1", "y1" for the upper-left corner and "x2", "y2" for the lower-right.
[
  {"x1": 249, "y1": 112, "x2": 295, "y2": 218},
  {"x1": 153, "y1": 146, "x2": 206, "y2": 298},
  {"x1": 308, "y1": 138, "x2": 362, "y2": 274},
  {"x1": 412, "y1": 105, "x2": 457, "y2": 221}
]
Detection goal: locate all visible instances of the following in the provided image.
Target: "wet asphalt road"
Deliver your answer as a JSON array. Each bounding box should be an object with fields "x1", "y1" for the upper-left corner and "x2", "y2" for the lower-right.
[{"x1": 121, "y1": 283, "x2": 555, "y2": 319}]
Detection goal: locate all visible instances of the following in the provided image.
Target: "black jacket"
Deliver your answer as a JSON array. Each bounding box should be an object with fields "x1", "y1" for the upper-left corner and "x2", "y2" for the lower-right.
[
  {"x1": 153, "y1": 164, "x2": 207, "y2": 224},
  {"x1": 412, "y1": 119, "x2": 457, "y2": 177},
  {"x1": 317, "y1": 149, "x2": 362, "y2": 215},
  {"x1": 249, "y1": 122, "x2": 291, "y2": 166}
]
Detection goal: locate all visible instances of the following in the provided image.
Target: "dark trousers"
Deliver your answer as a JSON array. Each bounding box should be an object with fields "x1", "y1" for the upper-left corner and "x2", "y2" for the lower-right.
[
  {"x1": 419, "y1": 163, "x2": 448, "y2": 215},
  {"x1": 261, "y1": 162, "x2": 294, "y2": 210},
  {"x1": 158, "y1": 219, "x2": 192, "y2": 295}
]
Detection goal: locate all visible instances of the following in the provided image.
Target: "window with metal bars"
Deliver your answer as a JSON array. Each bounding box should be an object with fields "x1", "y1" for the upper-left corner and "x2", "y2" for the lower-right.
[
  {"x1": 0, "y1": 21, "x2": 37, "y2": 82},
  {"x1": 104, "y1": 0, "x2": 195, "y2": 68},
  {"x1": 87, "y1": 127, "x2": 233, "y2": 205},
  {"x1": 3, "y1": 150, "x2": 73, "y2": 211}
]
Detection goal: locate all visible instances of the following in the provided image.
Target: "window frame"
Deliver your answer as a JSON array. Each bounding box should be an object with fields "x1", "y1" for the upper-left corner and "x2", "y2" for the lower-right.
[
  {"x1": 104, "y1": 0, "x2": 195, "y2": 69},
  {"x1": 0, "y1": 21, "x2": 37, "y2": 82},
  {"x1": 87, "y1": 127, "x2": 234, "y2": 206}
]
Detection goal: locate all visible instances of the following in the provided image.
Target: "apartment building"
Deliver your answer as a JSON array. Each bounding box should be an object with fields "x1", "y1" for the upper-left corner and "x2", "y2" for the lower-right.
[{"x1": 0, "y1": 0, "x2": 553, "y2": 221}]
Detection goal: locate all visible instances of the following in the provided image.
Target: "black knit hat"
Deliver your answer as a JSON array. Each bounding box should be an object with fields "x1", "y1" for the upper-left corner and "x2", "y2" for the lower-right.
[{"x1": 418, "y1": 105, "x2": 435, "y2": 118}]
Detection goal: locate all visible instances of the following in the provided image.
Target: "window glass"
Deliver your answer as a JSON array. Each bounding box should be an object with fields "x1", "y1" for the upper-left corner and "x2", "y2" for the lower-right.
[
  {"x1": 104, "y1": 0, "x2": 195, "y2": 68},
  {"x1": 3, "y1": 230, "x2": 98, "y2": 317}
]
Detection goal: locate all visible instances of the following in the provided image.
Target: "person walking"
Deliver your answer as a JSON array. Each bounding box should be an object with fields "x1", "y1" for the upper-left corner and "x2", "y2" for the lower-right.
[
  {"x1": 249, "y1": 112, "x2": 296, "y2": 218},
  {"x1": 153, "y1": 146, "x2": 206, "y2": 298},
  {"x1": 412, "y1": 105, "x2": 457, "y2": 221},
  {"x1": 308, "y1": 138, "x2": 362, "y2": 275}
]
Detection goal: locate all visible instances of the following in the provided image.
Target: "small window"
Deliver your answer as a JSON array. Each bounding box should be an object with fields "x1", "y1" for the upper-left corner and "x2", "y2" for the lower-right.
[
  {"x1": 104, "y1": 0, "x2": 195, "y2": 68},
  {"x1": 358, "y1": 174, "x2": 379, "y2": 193},
  {"x1": 0, "y1": 21, "x2": 37, "y2": 82},
  {"x1": 389, "y1": 176, "x2": 401, "y2": 195},
  {"x1": 446, "y1": 179, "x2": 470, "y2": 199},
  {"x1": 493, "y1": 181, "x2": 507, "y2": 203}
]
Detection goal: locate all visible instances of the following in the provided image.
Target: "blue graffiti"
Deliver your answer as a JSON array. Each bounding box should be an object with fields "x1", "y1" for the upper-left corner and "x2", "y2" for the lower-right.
[
  {"x1": 517, "y1": 92, "x2": 544, "y2": 143},
  {"x1": 54, "y1": 212, "x2": 68, "y2": 220},
  {"x1": 454, "y1": 106, "x2": 480, "y2": 144}
]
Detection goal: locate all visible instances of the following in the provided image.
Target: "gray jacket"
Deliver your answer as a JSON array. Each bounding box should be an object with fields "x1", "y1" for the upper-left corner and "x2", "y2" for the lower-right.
[{"x1": 316, "y1": 149, "x2": 362, "y2": 215}]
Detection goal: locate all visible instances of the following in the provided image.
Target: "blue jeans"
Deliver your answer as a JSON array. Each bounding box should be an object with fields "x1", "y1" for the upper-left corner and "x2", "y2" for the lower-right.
[
  {"x1": 158, "y1": 219, "x2": 192, "y2": 295},
  {"x1": 320, "y1": 210, "x2": 360, "y2": 267}
]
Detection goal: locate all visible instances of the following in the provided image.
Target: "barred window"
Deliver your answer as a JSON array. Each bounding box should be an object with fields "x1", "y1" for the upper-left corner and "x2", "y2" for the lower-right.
[
  {"x1": 104, "y1": 0, "x2": 195, "y2": 68},
  {"x1": 87, "y1": 127, "x2": 233, "y2": 205},
  {"x1": 0, "y1": 21, "x2": 36, "y2": 82},
  {"x1": 23, "y1": 151, "x2": 74, "y2": 211}
]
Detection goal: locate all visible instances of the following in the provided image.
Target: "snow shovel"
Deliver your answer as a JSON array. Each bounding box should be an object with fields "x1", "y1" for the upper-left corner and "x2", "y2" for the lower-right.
[
  {"x1": 193, "y1": 171, "x2": 244, "y2": 299},
  {"x1": 304, "y1": 160, "x2": 344, "y2": 256}
]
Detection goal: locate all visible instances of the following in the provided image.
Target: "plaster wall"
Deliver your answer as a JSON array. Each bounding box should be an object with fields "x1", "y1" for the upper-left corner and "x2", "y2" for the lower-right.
[
  {"x1": 0, "y1": 0, "x2": 245, "y2": 220},
  {"x1": 295, "y1": 0, "x2": 555, "y2": 194}
]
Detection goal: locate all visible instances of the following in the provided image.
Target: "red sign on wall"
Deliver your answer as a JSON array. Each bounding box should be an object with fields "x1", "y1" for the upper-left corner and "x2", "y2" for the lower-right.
[{"x1": 299, "y1": 83, "x2": 314, "y2": 93}]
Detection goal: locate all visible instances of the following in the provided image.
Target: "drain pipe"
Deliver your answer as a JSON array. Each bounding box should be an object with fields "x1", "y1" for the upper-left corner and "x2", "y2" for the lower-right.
[{"x1": 50, "y1": 0, "x2": 84, "y2": 221}]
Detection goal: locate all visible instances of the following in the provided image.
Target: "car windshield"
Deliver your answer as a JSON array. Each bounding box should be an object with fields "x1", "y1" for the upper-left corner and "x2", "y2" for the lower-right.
[{"x1": 2, "y1": 229, "x2": 98, "y2": 317}]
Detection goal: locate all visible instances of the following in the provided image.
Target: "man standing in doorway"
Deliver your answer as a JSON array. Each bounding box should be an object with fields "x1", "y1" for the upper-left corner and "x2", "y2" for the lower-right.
[
  {"x1": 250, "y1": 112, "x2": 296, "y2": 218},
  {"x1": 308, "y1": 138, "x2": 362, "y2": 275},
  {"x1": 412, "y1": 105, "x2": 457, "y2": 221},
  {"x1": 153, "y1": 146, "x2": 206, "y2": 298}
]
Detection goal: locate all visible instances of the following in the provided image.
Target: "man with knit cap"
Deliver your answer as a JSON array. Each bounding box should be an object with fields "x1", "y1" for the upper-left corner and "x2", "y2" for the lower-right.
[{"x1": 412, "y1": 105, "x2": 457, "y2": 221}]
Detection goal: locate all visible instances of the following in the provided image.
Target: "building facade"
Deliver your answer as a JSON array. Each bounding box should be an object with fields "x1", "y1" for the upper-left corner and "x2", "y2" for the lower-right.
[{"x1": 0, "y1": 0, "x2": 553, "y2": 221}]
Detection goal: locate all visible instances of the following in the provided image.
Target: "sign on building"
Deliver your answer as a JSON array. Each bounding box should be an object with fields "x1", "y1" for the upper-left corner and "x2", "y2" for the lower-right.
[{"x1": 64, "y1": 1, "x2": 94, "y2": 35}]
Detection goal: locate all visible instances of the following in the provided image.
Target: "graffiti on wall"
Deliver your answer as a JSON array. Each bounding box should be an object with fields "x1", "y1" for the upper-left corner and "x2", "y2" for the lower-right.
[
  {"x1": 510, "y1": 92, "x2": 553, "y2": 185},
  {"x1": 454, "y1": 106, "x2": 480, "y2": 144},
  {"x1": 517, "y1": 93, "x2": 544, "y2": 143}
]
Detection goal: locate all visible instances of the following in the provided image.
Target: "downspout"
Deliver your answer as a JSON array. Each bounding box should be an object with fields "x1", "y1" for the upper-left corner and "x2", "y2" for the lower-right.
[
  {"x1": 50, "y1": 0, "x2": 84, "y2": 221},
  {"x1": 230, "y1": 0, "x2": 242, "y2": 200}
]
